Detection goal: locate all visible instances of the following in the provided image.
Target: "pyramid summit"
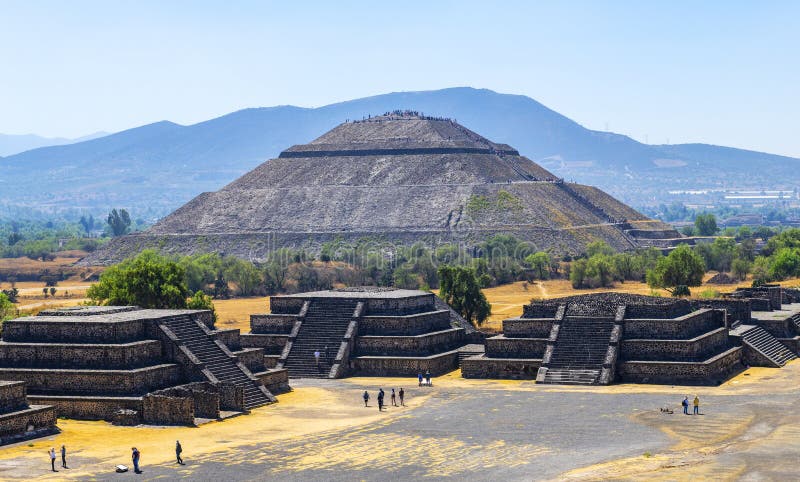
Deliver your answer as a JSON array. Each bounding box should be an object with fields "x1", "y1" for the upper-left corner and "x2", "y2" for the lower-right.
[{"x1": 86, "y1": 113, "x2": 678, "y2": 264}]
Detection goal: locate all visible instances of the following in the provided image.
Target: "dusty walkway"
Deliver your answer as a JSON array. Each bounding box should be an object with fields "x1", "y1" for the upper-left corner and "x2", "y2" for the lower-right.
[{"x1": 0, "y1": 363, "x2": 798, "y2": 480}]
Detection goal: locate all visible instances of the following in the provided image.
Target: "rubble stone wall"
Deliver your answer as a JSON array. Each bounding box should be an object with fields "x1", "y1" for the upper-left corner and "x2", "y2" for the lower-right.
[
  {"x1": 623, "y1": 309, "x2": 724, "y2": 339},
  {"x1": 502, "y1": 319, "x2": 554, "y2": 338},
  {"x1": 0, "y1": 365, "x2": 180, "y2": 395},
  {"x1": 2, "y1": 319, "x2": 146, "y2": 343},
  {"x1": 617, "y1": 347, "x2": 742, "y2": 385},
  {"x1": 355, "y1": 328, "x2": 464, "y2": 356},
  {"x1": 0, "y1": 340, "x2": 162, "y2": 369},
  {"x1": 484, "y1": 336, "x2": 548, "y2": 358},
  {"x1": 350, "y1": 351, "x2": 459, "y2": 376},
  {"x1": 357, "y1": 311, "x2": 451, "y2": 336},
  {"x1": 29, "y1": 395, "x2": 142, "y2": 420},
  {"x1": 461, "y1": 357, "x2": 541, "y2": 379},
  {"x1": 239, "y1": 334, "x2": 289, "y2": 355},
  {"x1": 142, "y1": 394, "x2": 194, "y2": 425},
  {"x1": 249, "y1": 314, "x2": 297, "y2": 334},
  {"x1": 620, "y1": 328, "x2": 730, "y2": 361}
]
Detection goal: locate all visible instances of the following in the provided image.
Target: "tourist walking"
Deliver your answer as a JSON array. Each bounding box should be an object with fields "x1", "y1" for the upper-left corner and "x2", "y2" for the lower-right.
[
  {"x1": 693, "y1": 395, "x2": 700, "y2": 415},
  {"x1": 176, "y1": 440, "x2": 184, "y2": 465},
  {"x1": 417, "y1": 372, "x2": 423, "y2": 387},
  {"x1": 377, "y1": 388, "x2": 385, "y2": 411},
  {"x1": 363, "y1": 390, "x2": 370, "y2": 407},
  {"x1": 682, "y1": 396, "x2": 689, "y2": 415},
  {"x1": 61, "y1": 444, "x2": 67, "y2": 468},
  {"x1": 314, "y1": 350, "x2": 321, "y2": 369},
  {"x1": 131, "y1": 447, "x2": 141, "y2": 474},
  {"x1": 399, "y1": 387, "x2": 405, "y2": 406},
  {"x1": 324, "y1": 345, "x2": 330, "y2": 361},
  {"x1": 391, "y1": 388, "x2": 397, "y2": 406},
  {"x1": 425, "y1": 370, "x2": 432, "y2": 386},
  {"x1": 48, "y1": 447, "x2": 57, "y2": 472}
]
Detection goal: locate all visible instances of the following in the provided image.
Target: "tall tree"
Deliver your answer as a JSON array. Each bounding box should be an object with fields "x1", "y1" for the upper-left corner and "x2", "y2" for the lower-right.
[
  {"x1": 646, "y1": 245, "x2": 705, "y2": 296},
  {"x1": 107, "y1": 209, "x2": 132, "y2": 237},
  {"x1": 437, "y1": 265, "x2": 491, "y2": 327},
  {"x1": 87, "y1": 250, "x2": 189, "y2": 308},
  {"x1": 525, "y1": 252, "x2": 551, "y2": 280},
  {"x1": 694, "y1": 213, "x2": 718, "y2": 236},
  {"x1": 79, "y1": 215, "x2": 95, "y2": 236}
]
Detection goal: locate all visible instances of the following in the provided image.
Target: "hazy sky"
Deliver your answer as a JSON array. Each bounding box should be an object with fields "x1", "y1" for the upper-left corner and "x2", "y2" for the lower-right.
[{"x1": 1, "y1": 1, "x2": 798, "y2": 156}]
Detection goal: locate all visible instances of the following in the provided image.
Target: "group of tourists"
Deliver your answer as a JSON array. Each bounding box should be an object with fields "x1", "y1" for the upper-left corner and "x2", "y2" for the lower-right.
[
  {"x1": 49, "y1": 440, "x2": 185, "y2": 474},
  {"x1": 682, "y1": 395, "x2": 701, "y2": 415},
  {"x1": 417, "y1": 370, "x2": 432, "y2": 386},
  {"x1": 47, "y1": 445, "x2": 67, "y2": 472},
  {"x1": 363, "y1": 387, "x2": 405, "y2": 411},
  {"x1": 313, "y1": 345, "x2": 332, "y2": 370}
]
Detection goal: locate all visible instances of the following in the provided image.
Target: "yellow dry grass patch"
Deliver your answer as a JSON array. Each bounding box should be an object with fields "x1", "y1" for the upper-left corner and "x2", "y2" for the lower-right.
[
  {"x1": 0, "y1": 386, "x2": 392, "y2": 480},
  {"x1": 212, "y1": 296, "x2": 270, "y2": 332}
]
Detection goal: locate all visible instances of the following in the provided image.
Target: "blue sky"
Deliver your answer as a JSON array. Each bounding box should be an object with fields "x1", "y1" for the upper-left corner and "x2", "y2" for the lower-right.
[{"x1": 1, "y1": 1, "x2": 798, "y2": 156}]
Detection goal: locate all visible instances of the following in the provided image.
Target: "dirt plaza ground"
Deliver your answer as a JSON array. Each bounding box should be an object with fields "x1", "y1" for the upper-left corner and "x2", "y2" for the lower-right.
[{"x1": 0, "y1": 361, "x2": 798, "y2": 481}]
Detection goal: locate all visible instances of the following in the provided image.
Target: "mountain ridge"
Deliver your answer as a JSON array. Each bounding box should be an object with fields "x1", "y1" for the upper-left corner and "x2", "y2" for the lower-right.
[{"x1": 2, "y1": 87, "x2": 797, "y2": 218}]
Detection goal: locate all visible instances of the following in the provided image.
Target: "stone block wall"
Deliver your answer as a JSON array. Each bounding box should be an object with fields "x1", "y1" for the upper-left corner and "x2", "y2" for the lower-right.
[
  {"x1": 354, "y1": 328, "x2": 464, "y2": 356},
  {"x1": 522, "y1": 305, "x2": 560, "y2": 318},
  {"x1": 0, "y1": 382, "x2": 27, "y2": 412},
  {"x1": 620, "y1": 328, "x2": 730, "y2": 362},
  {"x1": 752, "y1": 317, "x2": 794, "y2": 338},
  {"x1": 749, "y1": 298, "x2": 772, "y2": 311},
  {"x1": 29, "y1": 395, "x2": 142, "y2": 420},
  {"x1": 142, "y1": 394, "x2": 194, "y2": 425},
  {"x1": 502, "y1": 318, "x2": 553, "y2": 338},
  {"x1": 2, "y1": 319, "x2": 146, "y2": 343},
  {"x1": 0, "y1": 364, "x2": 180, "y2": 395},
  {"x1": 212, "y1": 329, "x2": 241, "y2": 351},
  {"x1": 268, "y1": 298, "x2": 306, "y2": 314},
  {"x1": 364, "y1": 294, "x2": 435, "y2": 315},
  {"x1": 255, "y1": 369, "x2": 290, "y2": 394},
  {"x1": 240, "y1": 334, "x2": 289, "y2": 355},
  {"x1": 623, "y1": 309, "x2": 724, "y2": 340},
  {"x1": 617, "y1": 347, "x2": 743, "y2": 385},
  {"x1": 234, "y1": 348, "x2": 266, "y2": 373},
  {"x1": 357, "y1": 310, "x2": 451, "y2": 336},
  {"x1": 0, "y1": 340, "x2": 163, "y2": 369},
  {"x1": 692, "y1": 299, "x2": 751, "y2": 325},
  {"x1": 461, "y1": 357, "x2": 541, "y2": 379},
  {"x1": 350, "y1": 351, "x2": 459, "y2": 376},
  {"x1": 0, "y1": 405, "x2": 57, "y2": 438},
  {"x1": 250, "y1": 314, "x2": 297, "y2": 334},
  {"x1": 484, "y1": 336, "x2": 548, "y2": 358}
]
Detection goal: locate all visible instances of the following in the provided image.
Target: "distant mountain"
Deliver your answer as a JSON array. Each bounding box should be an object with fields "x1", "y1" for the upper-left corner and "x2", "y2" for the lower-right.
[
  {"x1": 2, "y1": 87, "x2": 797, "y2": 219},
  {"x1": 0, "y1": 131, "x2": 108, "y2": 157}
]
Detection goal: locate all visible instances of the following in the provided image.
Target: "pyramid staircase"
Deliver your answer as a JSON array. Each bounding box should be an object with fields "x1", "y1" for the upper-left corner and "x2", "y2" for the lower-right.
[
  {"x1": 282, "y1": 299, "x2": 359, "y2": 378},
  {"x1": 541, "y1": 315, "x2": 616, "y2": 385},
  {"x1": 160, "y1": 315, "x2": 273, "y2": 410},
  {"x1": 740, "y1": 325, "x2": 797, "y2": 367},
  {"x1": 457, "y1": 344, "x2": 485, "y2": 366}
]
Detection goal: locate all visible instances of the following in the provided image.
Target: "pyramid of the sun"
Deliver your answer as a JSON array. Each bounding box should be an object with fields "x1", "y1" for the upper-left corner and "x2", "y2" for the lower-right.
[{"x1": 87, "y1": 113, "x2": 678, "y2": 264}]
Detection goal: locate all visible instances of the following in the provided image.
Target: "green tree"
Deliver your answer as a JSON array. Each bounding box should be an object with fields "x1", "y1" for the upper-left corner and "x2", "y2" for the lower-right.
[
  {"x1": 694, "y1": 213, "x2": 718, "y2": 236},
  {"x1": 79, "y1": 215, "x2": 95, "y2": 236},
  {"x1": 768, "y1": 248, "x2": 800, "y2": 281},
  {"x1": 731, "y1": 258, "x2": 751, "y2": 281},
  {"x1": 646, "y1": 245, "x2": 705, "y2": 296},
  {"x1": 437, "y1": 265, "x2": 491, "y2": 327},
  {"x1": 87, "y1": 250, "x2": 188, "y2": 308},
  {"x1": 585, "y1": 241, "x2": 614, "y2": 258},
  {"x1": 107, "y1": 208, "x2": 132, "y2": 237},
  {"x1": 525, "y1": 252, "x2": 551, "y2": 280},
  {"x1": 187, "y1": 290, "x2": 217, "y2": 322},
  {"x1": 0, "y1": 292, "x2": 15, "y2": 322}
]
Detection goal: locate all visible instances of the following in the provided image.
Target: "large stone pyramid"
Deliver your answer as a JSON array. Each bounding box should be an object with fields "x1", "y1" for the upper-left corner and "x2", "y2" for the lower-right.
[{"x1": 87, "y1": 113, "x2": 678, "y2": 264}]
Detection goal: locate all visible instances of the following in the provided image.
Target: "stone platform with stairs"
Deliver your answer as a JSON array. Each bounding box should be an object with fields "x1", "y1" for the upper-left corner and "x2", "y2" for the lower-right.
[
  {"x1": 0, "y1": 306, "x2": 287, "y2": 423},
  {"x1": 242, "y1": 288, "x2": 471, "y2": 378}
]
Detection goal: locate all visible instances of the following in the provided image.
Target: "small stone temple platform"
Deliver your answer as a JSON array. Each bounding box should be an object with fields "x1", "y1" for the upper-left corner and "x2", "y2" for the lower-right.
[
  {"x1": 0, "y1": 306, "x2": 290, "y2": 424},
  {"x1": 463, "y1": 291, "x2": 799, "y2": 385},
  {"x1": 0, "y1": 381, "x2": 57, "y2": 445},
  {"x1": 241, "y1": 288, "x2": 474, "y2": 378}
]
